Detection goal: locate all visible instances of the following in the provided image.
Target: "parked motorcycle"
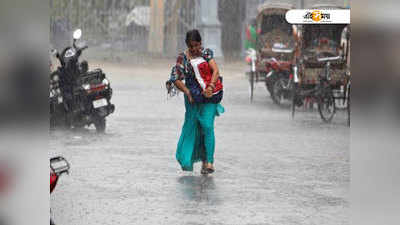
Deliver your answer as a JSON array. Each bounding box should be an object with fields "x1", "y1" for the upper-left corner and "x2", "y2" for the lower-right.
[
  {"x1": 50, "y1": 156, "x2": 70, "y2": 225},
  {"x1": 265, "y1": 46, "x2": 296, "y2": 106},
  {"x1": 50, "y1": 29, "x2": 115, "y2": 132}
]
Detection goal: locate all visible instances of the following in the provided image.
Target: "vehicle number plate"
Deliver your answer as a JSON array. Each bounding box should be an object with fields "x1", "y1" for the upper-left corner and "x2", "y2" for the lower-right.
[{"x1": 93, "y1": 98, "x2": 107, "y2": 108}]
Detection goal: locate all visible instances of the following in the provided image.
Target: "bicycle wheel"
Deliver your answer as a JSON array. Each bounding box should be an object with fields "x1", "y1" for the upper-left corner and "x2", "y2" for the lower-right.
[
  {"x1": 291, "y1": 83, "x2": 297, "y2": 119},
  {"x1": 347, "y1": 83, "x2": 351, "y2": 126},
  {"x1": 318, "y1": 90, "x2": 336, "y2": 123},
  {"x1": 249, "y1": 71, "x2": 255, "y2": 102}
]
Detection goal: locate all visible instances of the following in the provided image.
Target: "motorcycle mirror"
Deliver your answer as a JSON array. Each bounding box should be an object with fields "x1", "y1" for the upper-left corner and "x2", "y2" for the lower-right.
[{"x1": 73, "y1": 29, "x2": 82, "y2": 40}]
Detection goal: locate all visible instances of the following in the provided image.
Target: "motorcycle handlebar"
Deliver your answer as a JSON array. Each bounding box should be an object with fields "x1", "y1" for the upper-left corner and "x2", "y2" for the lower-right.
[
  {"x1": 74, "y1": 45, "x2": 88, "y2": 59},
  {"x1": 80, "y1": 45, "x2": 88, "y2": 51},
  {"x1": 73, "y1": 40, "x2": 88, "y2": 53},
  {"x1": 76, "y1": 46, "x2": 88, "y2": 57},
  {"x1": 56, "y1": 44, "x2": 88, "y2": 65}
]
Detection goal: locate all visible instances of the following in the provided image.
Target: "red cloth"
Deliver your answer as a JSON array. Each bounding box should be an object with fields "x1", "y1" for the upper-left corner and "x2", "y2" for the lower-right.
[
  {"x1": 50, "y1": 172, "x2": 58, "y2": 193},
  {"x1": 196, "y1": 60, "x2": 223, "y2": 94}
]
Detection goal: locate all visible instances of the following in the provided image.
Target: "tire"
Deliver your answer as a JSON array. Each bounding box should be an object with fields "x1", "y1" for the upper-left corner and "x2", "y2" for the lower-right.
[
  {"x1": 249, "y1": 71, "x2": 255, "y2": 102},
  {"x1": 291, "y1": 83, "x2": 297, "y2": 119},
  {"x1": 272, "y1": 78, "x2": 291, "y2": 106},
  {"x1": 50, "y1": 116, "x2": 56, "y2": 130},
  {"x1": 265, "y1": 76, "x2": 275, "y2": 98},
  {"x1": 347, "y1": 96, "x2": 350, "y2": 126},
  {"x1": 94, "y1": 117, "x2": 106, "y2": 133},
  {"x1": 49, "y1": 72, "x2": 60, "y2": 130},
  {"x1": 347, "y1": 84, "x2": 351, "y2": 126},
  {"x1": 50, "y1": 71, "x2": 60, "y2": 81},
  {"x1": 318, "y1": 90, "x2": 336, "y2": 123}
]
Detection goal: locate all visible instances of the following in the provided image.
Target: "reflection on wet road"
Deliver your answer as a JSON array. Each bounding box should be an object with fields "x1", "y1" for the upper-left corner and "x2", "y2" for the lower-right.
[{"x1": 177, "y1": 176, "x2": 218, "y2": 203}]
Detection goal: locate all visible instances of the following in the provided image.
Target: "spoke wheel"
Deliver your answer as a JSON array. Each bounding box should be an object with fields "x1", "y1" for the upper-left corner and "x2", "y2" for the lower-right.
[{"x1": 318, "y1": 91, "x2": 336, "y2": 123}]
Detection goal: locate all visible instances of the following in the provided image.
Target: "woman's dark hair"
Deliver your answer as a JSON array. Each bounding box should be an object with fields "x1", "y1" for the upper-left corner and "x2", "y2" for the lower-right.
[{"x1": 185, "y1": 29, "x2": 202, "y2": 46}]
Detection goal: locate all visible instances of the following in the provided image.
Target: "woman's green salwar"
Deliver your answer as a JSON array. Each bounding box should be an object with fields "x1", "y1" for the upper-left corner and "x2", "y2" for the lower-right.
[{"x1": 176, "y1": 96, "x2": 224, "y2": 171}]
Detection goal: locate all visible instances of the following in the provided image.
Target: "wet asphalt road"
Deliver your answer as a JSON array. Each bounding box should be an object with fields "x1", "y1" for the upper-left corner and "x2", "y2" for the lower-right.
[{"x1": 50, "y1": 60, "x2": 349, "y2": 225}]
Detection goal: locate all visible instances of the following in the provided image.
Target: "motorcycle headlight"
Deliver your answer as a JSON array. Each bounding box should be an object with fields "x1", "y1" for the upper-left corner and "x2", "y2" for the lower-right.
[
  {"x1": 64, "y1": 49, "x2": 76, "y2": 58},
  {"x1": 82, "y1": 84, "x2": 90, "y2": 90},
  {"x1": 102, "y1": 78, "x2": 109, "y2": 86}
]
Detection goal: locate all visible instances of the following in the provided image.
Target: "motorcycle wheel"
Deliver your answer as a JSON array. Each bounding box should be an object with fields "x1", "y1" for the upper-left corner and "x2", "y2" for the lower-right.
[
  {"x1": 50, "y1": 115, "x2": 56, "y2": 130},
  {"x1": 272, "y1": 78, "x2": 290, "y2": 106},
  {"x1": 94, "y1": 117, "x2": 106, "y2": 133},
  {"x1": 265, "y1": 76, "x2": 275, "y2": 98},
  {"x1": 318, "y1": 90, "x2": 336, "y2": 123}
]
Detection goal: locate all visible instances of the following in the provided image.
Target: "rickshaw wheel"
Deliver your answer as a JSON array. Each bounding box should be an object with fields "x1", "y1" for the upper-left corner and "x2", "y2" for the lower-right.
[
  {"x1": 318, "y1": 91, "x2": 336, "y2": 123},
  {"x1": 347, "y1": 84, "x2": 350, "y2": 126},
  {"x1": 347, "y1": 96, "x2": 350, "y2": 126},
  {"x1": 249, "y1": 71, "x2": 255, "y2": 102},
  {"x1": 291, "y1": 83, "x2": 297, "y2": 119}
]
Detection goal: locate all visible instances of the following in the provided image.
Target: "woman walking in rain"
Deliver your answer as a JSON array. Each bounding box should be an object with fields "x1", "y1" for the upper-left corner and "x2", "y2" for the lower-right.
[{"x1": 167, "y1": 29, "x2": 224, "y2": 174}]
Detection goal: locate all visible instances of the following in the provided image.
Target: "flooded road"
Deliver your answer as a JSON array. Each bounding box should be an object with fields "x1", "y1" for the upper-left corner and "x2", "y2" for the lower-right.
[{"x1": 50, "y1": 59, "x2": 349, "y2": 225}]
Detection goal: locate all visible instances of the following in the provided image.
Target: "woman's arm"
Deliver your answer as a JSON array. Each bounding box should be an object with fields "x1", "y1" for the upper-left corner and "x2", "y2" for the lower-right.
[
  {"x1": 169, "y1": 54, "x2": 194, "y2": 103},
  {"x1": 209, "y1": 59, "x2": 220, "y2": 84},
  {"x1": 174, "y1": 80, "x2": 194, "y2": 103},
  {"x1": 204, "y1": 59, "x2": 219, "y2": 97}
]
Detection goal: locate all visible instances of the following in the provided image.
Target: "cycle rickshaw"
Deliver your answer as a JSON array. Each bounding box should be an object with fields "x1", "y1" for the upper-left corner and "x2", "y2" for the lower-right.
[
  {"x1": 246, "y1": 3, "x2": 299, "y2": 105},
  {"x1": 291, "y1": 5, "x2": 350, "y2": 123}
]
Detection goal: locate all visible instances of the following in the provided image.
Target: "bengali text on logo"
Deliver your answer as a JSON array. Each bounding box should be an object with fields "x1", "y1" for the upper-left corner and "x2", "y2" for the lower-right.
[{"x1": 286, "y1": 9, "x2": 350, "y2": 24}]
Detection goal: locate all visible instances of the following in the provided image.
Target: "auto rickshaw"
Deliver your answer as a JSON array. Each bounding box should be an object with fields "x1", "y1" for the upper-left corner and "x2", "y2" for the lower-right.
[{"x1": 246, "y1": 3, "x2": 300, "y2": 105}]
